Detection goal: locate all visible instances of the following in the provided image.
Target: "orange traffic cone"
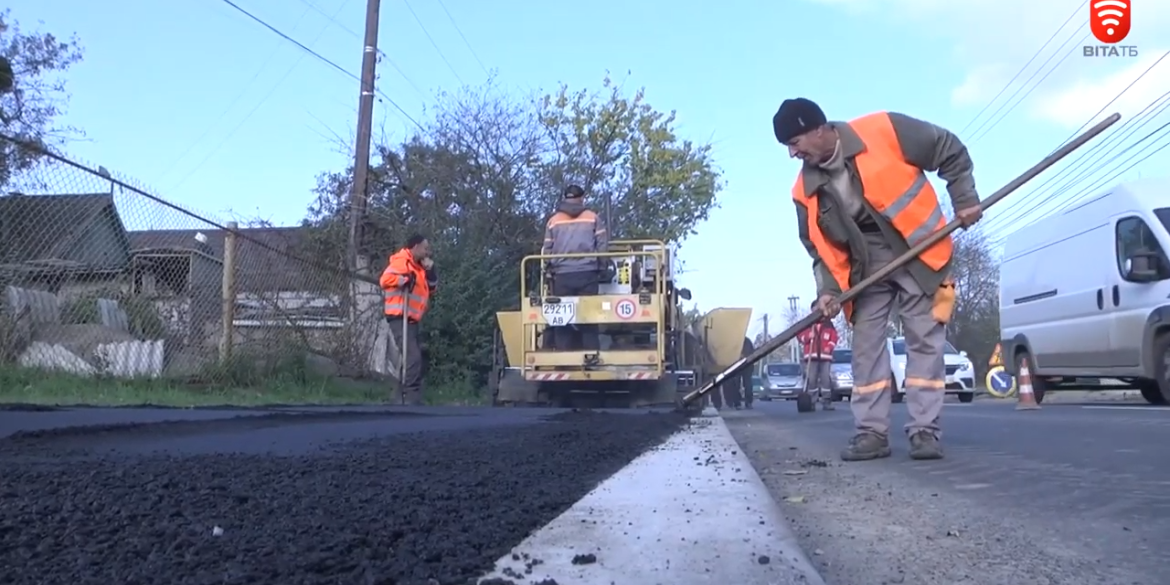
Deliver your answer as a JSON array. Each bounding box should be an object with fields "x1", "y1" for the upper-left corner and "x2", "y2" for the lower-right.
[{"x1": 1015, "y1": 357, "x2": 1041, "y2": 411}]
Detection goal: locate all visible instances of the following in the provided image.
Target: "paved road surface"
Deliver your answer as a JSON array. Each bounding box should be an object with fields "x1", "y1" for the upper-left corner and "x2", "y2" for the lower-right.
[
  {"x1": 0, "y1": 406, "x2": 686, "y2": 585},
  {"x1": 723, "y1": 399, "x2": 1170, "y2": 585}
]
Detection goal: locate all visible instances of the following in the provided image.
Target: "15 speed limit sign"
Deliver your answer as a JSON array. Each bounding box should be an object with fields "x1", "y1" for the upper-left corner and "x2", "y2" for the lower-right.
[{"x1": 614, "y1": 298, "x2": 637, "y2": 320}]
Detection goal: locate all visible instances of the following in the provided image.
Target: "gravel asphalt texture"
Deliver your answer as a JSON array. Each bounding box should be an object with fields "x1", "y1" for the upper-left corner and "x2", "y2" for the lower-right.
[
  {"x1": 0, "y1": 406, "x2": 688, "y2": 585},
  {"x1": 723, "y1": 399, "x2": 1170, "y2": 585}
]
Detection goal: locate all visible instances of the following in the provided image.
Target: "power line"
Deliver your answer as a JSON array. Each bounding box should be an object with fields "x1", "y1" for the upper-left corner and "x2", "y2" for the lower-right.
[
  {"x1": 294, "y1": 0, "x2": 426, "y2": 98},
  {"x1": 166, "y1": 0, "x2": 357, "y2": 193},
  {"x1": 980, "y1": 51, "x2": 1170, "y2": 238},
  {"x1": 154, "y1": 4, "x2": 316, "y2": 184},
  {"x1": 957, "y1": 1, "x2": 1083, "y2": 139},
  {"x1": 434, "y1": 0, "x2": 490, "y2": 76},
  {"x1": 967, "y1": 26, "x2": 1088, "y2": 144},
  {"x1": 401, "y1": 0, "x2": 465, "y2": 85},
  {"x1": 220, "y1": 0, "x2": 423, "y2": 129}
]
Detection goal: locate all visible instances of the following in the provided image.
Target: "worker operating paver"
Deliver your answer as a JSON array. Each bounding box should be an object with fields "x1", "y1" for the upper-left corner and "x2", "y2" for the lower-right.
[{"x1": 774, "y1": 98, "x2": 983, "y2": 462}]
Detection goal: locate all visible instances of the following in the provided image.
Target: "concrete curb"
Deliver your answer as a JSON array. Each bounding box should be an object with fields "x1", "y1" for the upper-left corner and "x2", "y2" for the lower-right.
[{"x1": 478, "y1": 413, "x2": 826, "y2": 584}]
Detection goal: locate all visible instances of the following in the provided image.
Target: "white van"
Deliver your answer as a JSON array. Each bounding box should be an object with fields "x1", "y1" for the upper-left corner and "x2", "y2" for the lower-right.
[{"x1": 998, "y1": 178, "x2": 1170, "y2": 405}]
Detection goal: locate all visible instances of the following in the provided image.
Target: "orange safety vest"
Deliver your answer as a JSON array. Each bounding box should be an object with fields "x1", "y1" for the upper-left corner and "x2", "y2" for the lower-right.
[
  {"x1": 379, "y1": 248, "x2": 430, "y2": 321},
  {"x1": 792, "y1": 112, "x2": 953, "y2": 320}
]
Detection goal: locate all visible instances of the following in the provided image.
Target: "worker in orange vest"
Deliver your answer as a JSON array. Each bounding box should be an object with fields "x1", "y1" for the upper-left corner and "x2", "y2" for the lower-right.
[
  {"x1": 775, "y1": 97, "x2": 983, "y2": 462},
  {"x1": 379, "y1": 234, "x2": 438, "y2": 405}
]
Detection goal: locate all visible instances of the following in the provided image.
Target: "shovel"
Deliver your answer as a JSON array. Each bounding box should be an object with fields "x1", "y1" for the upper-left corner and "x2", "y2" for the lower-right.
[{"x1": 681, "y1": 113, "x2": 1122, "y2": 409}]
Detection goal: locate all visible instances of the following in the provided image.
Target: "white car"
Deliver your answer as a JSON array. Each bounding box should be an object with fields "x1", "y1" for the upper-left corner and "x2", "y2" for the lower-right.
[{"x1": 889, "y1": 337, "x2": 977, "y2": 403}]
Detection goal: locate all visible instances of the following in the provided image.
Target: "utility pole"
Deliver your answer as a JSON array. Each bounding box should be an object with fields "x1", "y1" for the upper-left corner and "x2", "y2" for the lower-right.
[
  {"x1": 786, "y1": 295, "x2": 800, "y2": 361},
  {"x1": 347, "y1": 0, "x2": 381, "y2": 274},
  {"x1": 761, "y1": 314, "x2": 770, "y2": 369}
]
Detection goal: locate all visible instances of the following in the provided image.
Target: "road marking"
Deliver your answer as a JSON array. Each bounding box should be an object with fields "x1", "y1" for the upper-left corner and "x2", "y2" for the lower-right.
[
  {"x1": 1081, "y1": 405, "x2": 1170, "y2": 412},
  {"x1": 953, "y1": 483, "x2": 993, "y2": 490}
]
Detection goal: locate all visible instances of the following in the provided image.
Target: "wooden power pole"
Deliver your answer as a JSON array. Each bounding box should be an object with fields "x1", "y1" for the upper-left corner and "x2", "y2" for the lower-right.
[{"x1": 347, "y1": 0, "x2": 382, "y2": 273}]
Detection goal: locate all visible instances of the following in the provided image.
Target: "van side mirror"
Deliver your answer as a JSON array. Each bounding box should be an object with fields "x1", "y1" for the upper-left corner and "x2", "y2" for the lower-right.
[
  {"x1": 959, "y1": 350, "x2": 968, "y2": 358},
  {"x1": 1124, "y1": 250, "x2": 1162, "y2": 281},
  {"x1": 677, "y1": 287, "x2": 692, "y2": 301}
]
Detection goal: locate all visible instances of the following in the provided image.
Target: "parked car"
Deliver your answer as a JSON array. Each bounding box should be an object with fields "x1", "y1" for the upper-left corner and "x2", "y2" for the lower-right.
[
  {"x1": 761, "y1": 362, "x2": 804, "y2": 400},
  {"x1": 999, "y1": 178, "x2": 1170, "y2": 405},
  {"x1": 889, "y1": 337, "x2": 977, "y2": 403},
  {"x1": 830, "y1": 348, "x2": 853, "y2": 401}
]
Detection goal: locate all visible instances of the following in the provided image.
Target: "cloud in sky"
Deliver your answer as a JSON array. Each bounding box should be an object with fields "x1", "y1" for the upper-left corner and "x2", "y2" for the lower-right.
[{"x1": 804, "y1": 0, "x2": 1170, "y2": 129}]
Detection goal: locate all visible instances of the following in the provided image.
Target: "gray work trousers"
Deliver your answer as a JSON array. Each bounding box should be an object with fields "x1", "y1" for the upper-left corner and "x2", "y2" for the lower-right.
[
  {"x1": 387, "y1": 316, "x2": 423, "y2": 405},
  {"x1": 850, "y1": 232, "x2": 946, "y2": 438}
]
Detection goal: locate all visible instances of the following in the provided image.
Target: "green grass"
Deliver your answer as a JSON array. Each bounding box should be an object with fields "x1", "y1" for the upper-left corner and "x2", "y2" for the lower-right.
[{"x1": 0, "y1": 365, "x2": 487, "y2": 408}]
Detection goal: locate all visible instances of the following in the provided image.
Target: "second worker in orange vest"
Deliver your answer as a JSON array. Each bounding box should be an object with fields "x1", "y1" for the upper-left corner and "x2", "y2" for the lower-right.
[
  {"x1": 380, "y1": 234, "x2": 438, "y2": 406},
  {"x1": 774, "y1": 97, "x2": 983, "y2": 462}
]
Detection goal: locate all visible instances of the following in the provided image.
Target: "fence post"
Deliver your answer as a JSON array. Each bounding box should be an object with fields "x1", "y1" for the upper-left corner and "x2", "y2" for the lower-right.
[{"x1": 219, "y1": 221, "x2": 238, "y2": 363}]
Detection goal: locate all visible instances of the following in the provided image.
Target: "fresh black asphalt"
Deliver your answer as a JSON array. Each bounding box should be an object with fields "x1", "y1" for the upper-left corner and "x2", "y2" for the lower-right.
[{"x1": 0, "y1": 405, "x2": 688, "y2": 585}]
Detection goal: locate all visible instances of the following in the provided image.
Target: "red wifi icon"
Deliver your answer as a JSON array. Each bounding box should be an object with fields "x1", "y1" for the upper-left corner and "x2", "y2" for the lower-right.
[{"x1": 1089, "y1": 0, "x2": 1132, "y2": 44}]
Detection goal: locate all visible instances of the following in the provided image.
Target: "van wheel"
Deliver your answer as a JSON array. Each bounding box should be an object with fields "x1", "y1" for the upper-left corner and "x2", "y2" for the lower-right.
[
  {"x1": 890, "y1": 376, "x2": 903, "y2": 403},
  {"x1": 1014, "y1": 350, "x2": 1047, "y2": 404},
  {"x1": 1138, "y1": 382, "x2": 1166, "y2": 405},
  {"x1": 957, "y1": 392, "x2": 974, "y2": 403},
  {"x1": 1153, "y1": 332, "x2": 1170, "y2": 404}
]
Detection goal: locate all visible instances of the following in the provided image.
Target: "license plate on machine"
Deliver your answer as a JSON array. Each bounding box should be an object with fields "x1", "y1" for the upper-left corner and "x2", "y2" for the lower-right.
[{"x1": 541, "y1": 298, "x2": 577, "y2": 327}]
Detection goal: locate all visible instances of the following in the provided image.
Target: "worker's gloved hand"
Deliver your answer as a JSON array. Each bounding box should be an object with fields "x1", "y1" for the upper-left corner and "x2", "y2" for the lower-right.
[
  {"x1": 403, "y1": 273, "x2": 417, "y2": 290},
  {"x1": 815, "y1": 294, "x2": 840, "y2": 319}
]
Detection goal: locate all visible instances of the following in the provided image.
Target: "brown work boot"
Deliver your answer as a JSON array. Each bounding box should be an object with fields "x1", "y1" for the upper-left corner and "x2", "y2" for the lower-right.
[
  {"x1": 840, "y1": 432, "x2": 892, "y2": 462},
  {"x1": 908, "y1": 431, "x2": 944, "y2": 460}
]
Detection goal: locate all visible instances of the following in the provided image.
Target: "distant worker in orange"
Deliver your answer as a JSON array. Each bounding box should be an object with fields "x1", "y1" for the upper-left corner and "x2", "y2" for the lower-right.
[
  {"x1": 541, "y1": 184, "x2": 608, "y2": 351},
  {"x1": 380, "y1": 234, "x2": 438, "y2": 406},
  {"x1": 776, "y1": 97, "x2": 983, "y2": 461}
]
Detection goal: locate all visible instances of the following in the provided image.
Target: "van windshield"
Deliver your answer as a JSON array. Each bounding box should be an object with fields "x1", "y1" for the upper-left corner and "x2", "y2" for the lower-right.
[
  {"x1": 1156, "y1": 208, "x2": 1170, "y2": 233},
  {"x1": 832, "y1": 349, "x2": 851, "y2": 363},
  {"x1": 766, "y1": 363, "x2": 801, "y2": 377}
]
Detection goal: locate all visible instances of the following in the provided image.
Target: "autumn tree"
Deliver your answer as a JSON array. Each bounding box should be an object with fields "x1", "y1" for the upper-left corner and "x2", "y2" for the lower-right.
[
  {"x1": 0, "y1": 10, "x2": 83, "y2": 185},
  {"x1": 948, "y1": 228, "x2": 1000, "y2": 374},
  {"x1": 306, "y1": 77, "x2": 723, "y2": 394}
]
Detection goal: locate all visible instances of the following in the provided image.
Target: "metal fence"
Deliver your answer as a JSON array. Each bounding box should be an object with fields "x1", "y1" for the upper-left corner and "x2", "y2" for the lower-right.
[{"x1": 0, "y1": 134, "x2": 398, "y2": 400}]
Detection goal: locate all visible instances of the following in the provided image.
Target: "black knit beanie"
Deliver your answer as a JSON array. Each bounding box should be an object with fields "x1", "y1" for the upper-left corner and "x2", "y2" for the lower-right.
[{"x1": 772, "y1": 98, "x2": 827, "y2": 144}]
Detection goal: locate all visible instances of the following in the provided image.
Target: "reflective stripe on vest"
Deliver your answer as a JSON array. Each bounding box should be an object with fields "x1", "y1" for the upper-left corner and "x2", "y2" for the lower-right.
[
  {"x1": 384, "y1": 290, "x2": 428, "y2": 321},
  {"x1": 792, "y1": 111, "x2": 954, "y2": 319}
]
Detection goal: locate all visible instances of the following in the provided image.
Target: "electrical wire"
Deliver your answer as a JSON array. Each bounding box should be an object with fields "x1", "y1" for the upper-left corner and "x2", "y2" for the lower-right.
[
  {"x1": 154, "y1": 4, "x2": 316, "y2": 184},
  {"x1": 957, "y1": 1, "x2": 1083, "y2": 139},
  {"x1": 966, "y1": 27, "x2": 1088, "y2": 144},
  {"x1": 434, "y1": 0, "x2": 490, "y2": 76},
  {"x1": 293, "y1": 0, "x2": 426, "y2": 98},
  {"x1": 167, "y1": 0, "x2": 361, "y2": 192},
  {"x1": 220, "y1": 0, "x2": 423, "y2": 130},
  {"x1": 401, "y1": 0, "x2": 465, "y2": 85},
  {"x1": 980, "y1": 51, "x2": 1170, "y2": 238}
]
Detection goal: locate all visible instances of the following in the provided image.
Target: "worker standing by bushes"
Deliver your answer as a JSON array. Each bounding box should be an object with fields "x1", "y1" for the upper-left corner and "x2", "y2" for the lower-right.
[
  {"x1": 774, "y1": 97, "x2": 983, "y2": 461},
  {"x1": 380, "y1": 234, "x2": 438, "y2": 406}
]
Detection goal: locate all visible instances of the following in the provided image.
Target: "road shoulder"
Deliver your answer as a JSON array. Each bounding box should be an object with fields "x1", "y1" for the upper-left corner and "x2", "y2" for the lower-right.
[{"x1": 479, "y1": 410, "x2": 825, "y2": 585}]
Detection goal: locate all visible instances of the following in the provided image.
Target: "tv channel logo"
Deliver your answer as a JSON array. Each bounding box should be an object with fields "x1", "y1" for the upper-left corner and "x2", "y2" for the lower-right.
[{"x1": 1084, "y1": 0, "x2": 1137, "y2": 57}]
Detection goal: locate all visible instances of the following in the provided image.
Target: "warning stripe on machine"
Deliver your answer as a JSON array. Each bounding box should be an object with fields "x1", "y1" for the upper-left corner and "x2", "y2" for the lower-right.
[
  {"x1": 624, "y1": 372, "x2": 657, "y2": 380},
  {"x1": 526, "y1": 372, "x2": 571, "y2": 381}
]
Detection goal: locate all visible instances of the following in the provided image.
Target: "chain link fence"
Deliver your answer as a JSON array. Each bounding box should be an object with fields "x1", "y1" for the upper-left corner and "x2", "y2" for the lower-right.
[{"x1": 0, "y1": 135, "x2": 397, "y2": 404}]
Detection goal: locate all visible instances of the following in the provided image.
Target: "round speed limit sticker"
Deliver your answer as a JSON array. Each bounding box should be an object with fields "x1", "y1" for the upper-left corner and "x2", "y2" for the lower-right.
[{"x1": 614, "y1": 298, "x2": 637, "y2": 320}]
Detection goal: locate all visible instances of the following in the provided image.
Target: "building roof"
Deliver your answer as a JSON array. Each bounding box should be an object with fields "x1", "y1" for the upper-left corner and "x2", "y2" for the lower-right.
[
  {"x1": 128, "y1": 226, "x2": 341, "y2": 293},
  {"x1": 0, "y1": 192, "x2": 129, "y2": 269}
]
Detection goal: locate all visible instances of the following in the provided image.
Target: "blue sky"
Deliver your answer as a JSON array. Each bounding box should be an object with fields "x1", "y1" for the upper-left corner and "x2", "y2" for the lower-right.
[{"x1": 8, "y1": 0, "x2": 1170, "y2": 338}]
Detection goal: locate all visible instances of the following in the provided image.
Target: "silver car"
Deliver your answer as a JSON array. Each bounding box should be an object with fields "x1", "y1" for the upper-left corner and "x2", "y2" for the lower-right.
[
  {"x1": 830, "y1": 349, "x2": 853, "y2": 401},
  {"x1": 762, "y1": 362, "x2": 805, "y2": 400}
]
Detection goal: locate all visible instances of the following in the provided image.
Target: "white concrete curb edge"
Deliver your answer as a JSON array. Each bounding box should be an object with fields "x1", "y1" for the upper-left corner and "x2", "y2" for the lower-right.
[{"x1": 478, "y1": 412, "x2": 827, "y2": 584}]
